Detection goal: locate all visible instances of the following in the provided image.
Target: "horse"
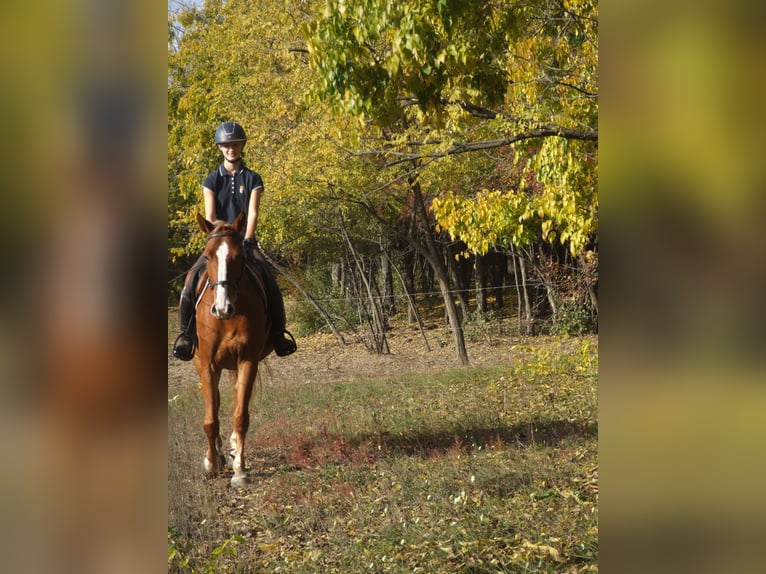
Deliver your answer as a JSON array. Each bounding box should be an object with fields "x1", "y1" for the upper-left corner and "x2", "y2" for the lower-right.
[{"x1": 191, "y1": 211, "x2": 273, "y2": 487}]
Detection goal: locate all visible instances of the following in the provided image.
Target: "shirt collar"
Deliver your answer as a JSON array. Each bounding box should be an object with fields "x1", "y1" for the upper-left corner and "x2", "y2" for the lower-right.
[{"x1": 218, "y1": 162, "x2": 245, "y2": 177}]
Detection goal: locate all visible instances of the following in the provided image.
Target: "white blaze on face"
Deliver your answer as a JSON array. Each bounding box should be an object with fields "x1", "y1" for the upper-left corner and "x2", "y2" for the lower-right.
[{"x1": 214, "y1": 241, "x2": 230, "y2": 314}]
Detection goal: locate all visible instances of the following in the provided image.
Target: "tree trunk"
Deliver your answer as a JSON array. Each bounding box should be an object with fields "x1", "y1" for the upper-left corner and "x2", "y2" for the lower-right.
[
  {"x1": 379, "y1": 240, "x2": 396, "y2": 316},
  {"x1": 402, "y1": 248, "x2": 418, "y2": 324},
  {"x1": 545, "y1": 281, "x2": 558, "y2": 316},
  {"x1": 492, "y1": 250, "x2": 504, "y2": 310},
  {"x1": 331, "y1": 262, "x2": 341, "y2": 291},
  {"x1": 509, "y1": 246, "x2": 523, "y2": 332},
  {"x1": 518, "y1": 253, "x2": 533, "y2": 334},
  {"x1": 385, "y1": 251, "x2": 431, "y2": 352},
  {"x1": 339, "y1": 215, "x2": 389, "y2": 354},
  {"x1": 512, "y1": 245, "x2": 533, "y2": 335},
  {"x1": 350, "y1": 163, "x2": 469, "y2": 364},
  {"x1": 411, "y1": 180, "x2": 469, "y2": 365},
  {"x1": 475, "y1": 252, "x2": 489, "y2": 315},
  {"x1": 445, "y1": 240, "x2": 471, "y2": 322}
]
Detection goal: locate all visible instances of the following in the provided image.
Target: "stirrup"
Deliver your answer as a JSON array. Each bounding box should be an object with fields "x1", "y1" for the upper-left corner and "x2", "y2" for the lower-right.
[
  {"x1": 172, "y1": 332, "x2": 196, "y2": 361},
  {"x1": 274, "y1": 330, "x2": 297, "y2": 357}
]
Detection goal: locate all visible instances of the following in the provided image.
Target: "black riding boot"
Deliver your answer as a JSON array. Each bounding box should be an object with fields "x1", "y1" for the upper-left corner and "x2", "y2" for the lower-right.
[
  {"x1": 172, "y1": 291, "x2": 197, "y2": 361},
  {"x1": 268, "y1": 289, "x2": 297, "y2": 357},
  {"x1": 261, "y1": 265, "x2": 297, "y2": 357},
  {"x1": 172, "y1": 256, "x2": 205, "y2": 361}
]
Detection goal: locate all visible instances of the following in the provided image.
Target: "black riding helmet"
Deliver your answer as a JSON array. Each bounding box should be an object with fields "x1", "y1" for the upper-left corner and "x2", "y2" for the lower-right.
[{"x1": 214, "y1": 121, "x2": 247, "y2": 144}]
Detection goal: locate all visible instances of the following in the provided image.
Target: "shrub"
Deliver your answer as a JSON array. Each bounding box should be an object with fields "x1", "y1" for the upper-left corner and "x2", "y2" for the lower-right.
[
  {"x1": 286, "y1": 268, "x2": 358, "y2": 337},
  {"x1": 550, "y1": 299, "x2": 593, "y2": 336}
]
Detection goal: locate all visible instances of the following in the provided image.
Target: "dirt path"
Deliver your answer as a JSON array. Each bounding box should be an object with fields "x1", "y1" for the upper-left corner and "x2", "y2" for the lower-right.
[{"x1": 168, "y1": 314, "x2": 580, "y2": 394}]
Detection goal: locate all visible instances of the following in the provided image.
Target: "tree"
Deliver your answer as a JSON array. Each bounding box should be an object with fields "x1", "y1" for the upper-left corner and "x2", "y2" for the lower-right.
[
  {"x1": 168, "y1": 0, "x2": 403, "y2": 342},
  {"x1": 168, "y1": 0, "x2": 345, "y2": 277},
  {"x1": 168, "y1": 0, "x2": 599, "y2": 351},
  {"x1": 305, "y1": 0, "x2": 598, "y2": 350}
]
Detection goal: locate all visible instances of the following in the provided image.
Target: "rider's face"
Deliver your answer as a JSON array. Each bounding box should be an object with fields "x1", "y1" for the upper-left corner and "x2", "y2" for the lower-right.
[{"x1": 218, "y1": 141, "x2": 245, "y2": 161}]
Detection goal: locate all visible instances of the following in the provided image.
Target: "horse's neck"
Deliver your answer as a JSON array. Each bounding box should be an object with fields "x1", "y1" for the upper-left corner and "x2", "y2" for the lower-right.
[{"x1": 194, "y1": 266, "x2": 266, "y2": 311}]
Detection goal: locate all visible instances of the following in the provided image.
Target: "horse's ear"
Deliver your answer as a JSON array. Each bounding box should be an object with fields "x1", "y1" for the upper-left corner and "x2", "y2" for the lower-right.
[
  {"x1": 233, "y1": 211, "x2": 246, "y2": 235},
  {"x1": 196, "y1": 212, "x2": 214, "y2": 234}
]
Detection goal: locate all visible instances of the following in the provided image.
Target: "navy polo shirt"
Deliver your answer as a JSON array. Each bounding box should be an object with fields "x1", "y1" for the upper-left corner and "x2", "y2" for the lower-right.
[{"x1": 203, "y1": 163, "x2": 264, "y2": 224}]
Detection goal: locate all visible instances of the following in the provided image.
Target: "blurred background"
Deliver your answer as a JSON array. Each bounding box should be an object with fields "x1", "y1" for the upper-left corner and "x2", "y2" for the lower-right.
[
  {"x1": 0, "y1": 0, "x2": 764, "y2": 572},
  {"x1": 0, "y1": 1, "x2": 166, "y2": 573},
  {"x1": 600, "y1": 0, "x2": 766, "y2": 572}
]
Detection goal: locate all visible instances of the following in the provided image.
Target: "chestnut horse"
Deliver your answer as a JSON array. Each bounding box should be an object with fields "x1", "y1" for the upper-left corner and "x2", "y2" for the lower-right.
[{"x1": 192, "y1": 211, "x2": 272, "y2": 486}]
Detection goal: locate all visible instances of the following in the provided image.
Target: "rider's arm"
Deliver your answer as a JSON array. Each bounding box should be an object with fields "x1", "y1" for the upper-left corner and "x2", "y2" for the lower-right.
[
  {"x1": 203, "y1": 187, "x2": 216, "y2": 222},
  {"x1": 245, "y1": 185, "x2": 263, "y2": 240}
]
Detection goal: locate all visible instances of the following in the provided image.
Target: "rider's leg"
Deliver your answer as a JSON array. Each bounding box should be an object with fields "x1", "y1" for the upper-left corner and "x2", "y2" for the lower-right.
[
  {"x1": 172, "y1": 255, "x2": 206, "y2": 361},
  {"x1": 247, "y1": 247, "x2": 297, "y2": 357},
  {"x1": 262, "y1": 267, "x2": 297, "y2": 356}
]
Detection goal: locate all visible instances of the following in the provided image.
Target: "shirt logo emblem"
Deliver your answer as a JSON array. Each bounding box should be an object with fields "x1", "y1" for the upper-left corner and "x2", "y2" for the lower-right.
[{"x1": 239, "y1": 185, "x2": 245, "y2": 194}]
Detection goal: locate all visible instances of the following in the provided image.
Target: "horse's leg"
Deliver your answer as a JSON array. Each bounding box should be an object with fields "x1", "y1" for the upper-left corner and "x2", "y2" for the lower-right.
[
  {"x1": 201, "y1": 367, "x2": 225, "y2": 476},
  {"x1": 228, "y1": 368, "x2": 242, "y2": 465},
  {"x1": 227, "y1": 371, "x2": 239, "y2": 467},
  {"x1": 215, "y1": 435, "x2": 225, "y2": 466},
  {"x1": 230, "y1": 361, "x2": 257, "y2": 487},
  {"x1": 229, "y1": 429, "x2": 237, "y2": 466}
]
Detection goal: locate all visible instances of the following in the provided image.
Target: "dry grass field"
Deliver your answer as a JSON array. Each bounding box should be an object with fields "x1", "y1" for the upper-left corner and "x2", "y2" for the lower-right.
[{"x1": 168, "y1": 311, "x2": 598, "y2": 572}]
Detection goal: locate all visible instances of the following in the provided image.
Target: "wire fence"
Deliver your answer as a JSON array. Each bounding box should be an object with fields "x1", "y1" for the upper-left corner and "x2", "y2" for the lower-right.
[{"x1": 169, "y1": 271, "x2": 574, "y2": 306}]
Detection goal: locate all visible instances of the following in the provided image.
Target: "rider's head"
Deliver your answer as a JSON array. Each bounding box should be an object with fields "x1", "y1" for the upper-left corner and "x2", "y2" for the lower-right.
[{"x1": 214, "y1": 121, "x2": 247, "y2": 163}]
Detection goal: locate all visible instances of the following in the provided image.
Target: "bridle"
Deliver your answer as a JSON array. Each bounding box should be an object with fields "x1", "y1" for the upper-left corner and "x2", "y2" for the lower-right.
[{"x1": 205, "y1": 230, "x2": 246, "y2": 291}]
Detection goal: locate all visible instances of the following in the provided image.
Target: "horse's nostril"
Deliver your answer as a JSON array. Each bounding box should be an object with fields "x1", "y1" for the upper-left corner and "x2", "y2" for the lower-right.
[{"x1": 211, "y1": 302, "x2": 234, "y2": 318}]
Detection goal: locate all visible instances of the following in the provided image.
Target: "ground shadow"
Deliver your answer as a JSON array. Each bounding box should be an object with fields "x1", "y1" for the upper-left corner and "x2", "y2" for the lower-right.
[{"x1": 350, "y1": 418, "x2": 597, "y2": 459}]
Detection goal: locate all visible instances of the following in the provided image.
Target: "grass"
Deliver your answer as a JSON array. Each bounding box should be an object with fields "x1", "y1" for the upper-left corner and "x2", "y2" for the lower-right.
[{"x1": 168, "y1": 336, "x2": 598, "y2": 573}]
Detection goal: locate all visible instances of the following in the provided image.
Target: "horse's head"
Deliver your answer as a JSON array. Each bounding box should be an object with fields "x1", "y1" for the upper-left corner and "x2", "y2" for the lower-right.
[{"x1": 197, "y1": 212, "x2": 246, "y2": 320}]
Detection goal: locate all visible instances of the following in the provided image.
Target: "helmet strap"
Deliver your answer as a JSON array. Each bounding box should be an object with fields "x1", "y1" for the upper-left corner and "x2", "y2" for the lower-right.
[{"x1": 224, "y1": 156, "x2": 243, "y2": 169}]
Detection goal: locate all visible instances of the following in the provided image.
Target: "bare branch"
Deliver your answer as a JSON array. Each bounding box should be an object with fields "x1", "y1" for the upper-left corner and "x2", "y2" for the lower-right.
[
  {"x1": 557, "y1": 82, "x2": 598, "y2": 97},
  {"x1": 458, "y1": 101, "x2": 497, "y2": 119},
  {"x1": 346, "y1": 127, "x2": 597, "y2": 167}
]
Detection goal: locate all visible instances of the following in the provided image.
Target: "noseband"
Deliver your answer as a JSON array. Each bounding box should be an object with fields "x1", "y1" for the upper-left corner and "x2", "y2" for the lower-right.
[{"x1": 206, "y1": 230, "x2": 245, "y2": 290}]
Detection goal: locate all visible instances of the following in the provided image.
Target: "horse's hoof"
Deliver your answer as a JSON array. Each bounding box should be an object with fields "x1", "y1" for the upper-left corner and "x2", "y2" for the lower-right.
[
  {"x1": 231, "y1": 474, "x2": 249, "y2": 488},
  {"x1": 203, "y1": 457, "x2": 220, "y2": 477}
]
